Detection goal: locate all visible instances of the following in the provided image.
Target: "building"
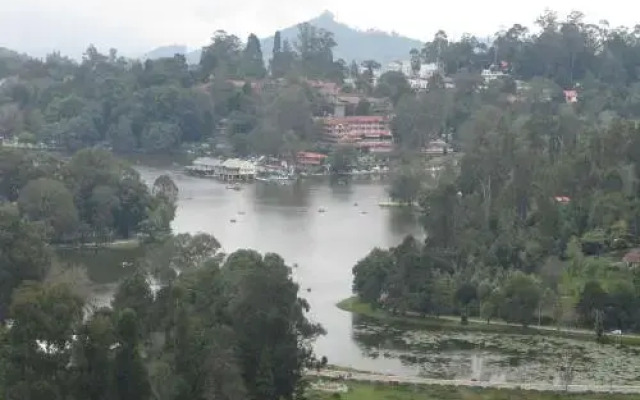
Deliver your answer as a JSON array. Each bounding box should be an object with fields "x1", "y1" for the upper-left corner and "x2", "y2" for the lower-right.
[
  {"x1": 297, "y1": 152, "x2": 328, "y2": 167},
  {"x1": 185, "y1": 157, "x2": 223, "y2": 176},
  {"x1": 185, "y1": 157, "x2": 256, "y2": 181},
  {"x1": 623, "y1": 249, "x2": 640, "y2": 268},
  {"x1": 380, "y1": 61, "x2": 439, "y2": 80},
  {"x1": 221, "y1": 159, "x2": 257, "y2": 181},
  {"x1": 422, "y1": 139, "x2": 453, "y2": 155},
  {"x1": 408, "y1": 77, "x2": 429, "y2": 91},
  {"x1": 323, "y1": 116, "x2": 394, "y2": 153},
  {"x1": 481, "y1": 68, "x2": 508, "y2": 83},
  {"x1": 564, "y1": 90, "x2": 578, "y2": 103}
]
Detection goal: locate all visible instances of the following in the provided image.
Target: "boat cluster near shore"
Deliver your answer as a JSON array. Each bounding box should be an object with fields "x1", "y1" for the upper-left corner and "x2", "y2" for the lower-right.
[{"x1": 184, "y1": 155, "x2": 390, "y2": 184}]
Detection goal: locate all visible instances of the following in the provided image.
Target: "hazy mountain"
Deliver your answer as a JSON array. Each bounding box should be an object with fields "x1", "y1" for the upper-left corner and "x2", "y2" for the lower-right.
[
  {"x1": 143, "y1": 11, "x2": 424, "y2": 66},
  {"x1": 141, "y1": 45, "x2": 188, "y2": 60},
  {"x1": 261, "y1": 11, "x2": 424, "y2": 65}
]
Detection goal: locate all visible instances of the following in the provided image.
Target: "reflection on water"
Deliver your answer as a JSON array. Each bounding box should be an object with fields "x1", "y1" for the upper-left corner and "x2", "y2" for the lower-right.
[{"x1": 56, "y1": 247, "x2": 146, "y2": 284}]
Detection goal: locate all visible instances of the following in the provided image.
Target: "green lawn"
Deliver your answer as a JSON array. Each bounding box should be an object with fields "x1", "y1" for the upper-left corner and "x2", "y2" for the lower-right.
[
  {"x1": 337, "y1": 297, "x2": 640, "y2": 346},
  {"x1": 307, "y1": 382, "x2": 639, "y2": 400}
]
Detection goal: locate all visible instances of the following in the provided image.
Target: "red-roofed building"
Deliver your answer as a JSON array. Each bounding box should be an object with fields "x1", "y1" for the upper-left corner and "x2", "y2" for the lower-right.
[
  {"x1": 297, "y1": 152, "x2": 328, "y2": 166},
  {"x1": 564, "y1": 90, "x2": 578, "y2": 103},
  {"x1": 322, "y1": 116, "x2": 394, "y2": 153}
]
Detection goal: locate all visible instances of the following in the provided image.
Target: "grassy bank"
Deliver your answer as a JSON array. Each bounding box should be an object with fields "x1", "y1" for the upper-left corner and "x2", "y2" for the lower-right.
[
  {"x1": 337, "y1": 297, "x2": 640, "y2": 346},
  {"x1": 308, "y1": 381, "x2": 639, "y2": 400}
]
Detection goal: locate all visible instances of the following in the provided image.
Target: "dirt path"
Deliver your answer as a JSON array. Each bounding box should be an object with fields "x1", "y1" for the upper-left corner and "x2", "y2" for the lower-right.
[{"x1": 307, "y1": 369, "x2": 640, "y2": 394}]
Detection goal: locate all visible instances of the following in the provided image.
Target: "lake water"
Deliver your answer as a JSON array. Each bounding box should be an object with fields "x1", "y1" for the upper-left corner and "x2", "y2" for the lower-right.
[{"x1": 60, "y1": 164, "x2": 640, "y2": 385}]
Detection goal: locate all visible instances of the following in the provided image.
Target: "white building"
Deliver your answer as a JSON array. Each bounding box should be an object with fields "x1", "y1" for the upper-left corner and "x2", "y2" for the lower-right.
[
  {"x1": 408, "y1": 77, "x2": 429, "y2": 91},
  {"x1": 380, "y1": 61, "x2": 439, "y2": 80},
  {"x1": 481, "y1": 69, "x2": 508, "y2": 83}
]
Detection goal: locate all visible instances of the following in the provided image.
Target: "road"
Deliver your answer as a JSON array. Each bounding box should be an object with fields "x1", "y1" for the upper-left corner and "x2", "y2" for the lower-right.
[{"x1": 307, "y1": 369, "x2": 640, "y2": 394}]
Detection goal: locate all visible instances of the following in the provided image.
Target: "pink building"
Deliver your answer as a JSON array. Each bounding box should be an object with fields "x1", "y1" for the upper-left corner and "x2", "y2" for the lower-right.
[
  {"x1": 564, "y1": 90, "x2": 578, "y2": 103},
  {"x1": 323, "y1": 116, "x2": 394, "y2": 153}
]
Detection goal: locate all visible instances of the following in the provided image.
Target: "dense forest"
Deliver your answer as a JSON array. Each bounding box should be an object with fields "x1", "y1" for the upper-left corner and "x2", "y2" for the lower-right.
[
  {"x1": 353, "y1": 11, "x2": 640, "y2": 337},
  {"x1": 0, "y1": 25, "x2": 348, "y2": 157},
  {"x1": 0, "y1": 228, "x2": 323, "y2": 400}
]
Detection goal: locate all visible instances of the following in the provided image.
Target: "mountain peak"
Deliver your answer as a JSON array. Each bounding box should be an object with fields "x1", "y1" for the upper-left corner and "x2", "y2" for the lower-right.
[{"x1": 317, "y1": 10, "x2": 336, "y2": 21}]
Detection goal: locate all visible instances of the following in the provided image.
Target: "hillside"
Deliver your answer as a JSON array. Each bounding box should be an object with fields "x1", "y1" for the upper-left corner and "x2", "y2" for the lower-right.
[{"x1": 144, "y1": 11, "x2": 424, "y2": 66}]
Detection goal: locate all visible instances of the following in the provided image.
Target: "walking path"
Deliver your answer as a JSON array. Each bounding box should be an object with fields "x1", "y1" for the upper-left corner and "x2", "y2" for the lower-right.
[{"x1": 307, "y1": 369, "x2": 640, "y2": 394}]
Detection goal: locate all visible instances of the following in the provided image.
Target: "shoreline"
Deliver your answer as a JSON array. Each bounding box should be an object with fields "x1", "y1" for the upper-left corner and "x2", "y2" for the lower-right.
[{"x1": 336, "y1": 297, "x2": 640, "y2": 346}]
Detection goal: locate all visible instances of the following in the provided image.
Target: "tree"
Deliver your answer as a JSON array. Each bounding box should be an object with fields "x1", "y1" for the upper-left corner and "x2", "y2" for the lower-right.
[
  {"x1": 500, "y1": 272, "x2": 541, "y2": 327},
  {"x1": 327, "y1": 146, "x2": 357, "y2": 175},
  {"x1": 0, "y1": 204, "x2": 50, "y2": 321},
  {"x1": 455, "y1": 282, "x2": 478, "y2": 324},
  {"x1": 17, "y1": 178, "x2": 79, "y2": 241},
  {"x1": 5, "y1": 282, "x2": 83, "y2": 400},
  {"x1": 410, "y1": 48, "x2": 421, "y2": 76},
  {"x1": 112, "y1": 271, "x2": 154, "y2": 335},
  {"x1": 107, "y1": 115, "x2": 136, "y2": 153},
  {"x1": 141, "y1": 121, "x2": 182, "y2": 153},
  {"x1": 361, "y1": 60, "x2": 381, "y2": 85},
  {"x1": 389, "y1": 166, "x2": 423, "y2": 205},
  {"x1": 295, "y1": 23, "x2": 338, "y2": 79},
  {"x1": 222, "y1": 251, "x2": 324, "y2": 400},
  {"x1": 375, "y1": 71, "x2": 413, "y2": 105},
  {"x1": 200, "y1": 30, "x2": 242, "y2": 79},
  {"x1": 352, "y1": 248, "x2": 394, "y2": 305},
  {"x1": 114, "y1": 309, "x2": 151, "y2": 400},
  {"x1": 72, "y1": 309, "x2": 117, "y2": 400},
  {"x1": 576, "y1": 281, "x2": 608, "y2": 329},
  {"x1": 152, "y1": 174, "x2": 179, "y2": 209},
  {"x1": 242, "y1": 34, "x2": 267, "y2": 79}
]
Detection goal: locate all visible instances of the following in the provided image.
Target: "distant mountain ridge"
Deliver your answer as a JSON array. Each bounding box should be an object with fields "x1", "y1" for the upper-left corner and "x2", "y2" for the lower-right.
[
  {"x1": 141, "y1": 45, "x2": 188, "y2": 60},
  {"x1": 143, "y1": 11, "x2": 424, "y2": 66},
  {"x1": 260, "y1": 11, "x2": 424, "y2": 65}
]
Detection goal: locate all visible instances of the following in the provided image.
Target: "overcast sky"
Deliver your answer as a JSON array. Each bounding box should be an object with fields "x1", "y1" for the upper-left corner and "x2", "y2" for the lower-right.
[{"x1": 2, "y1": 0, "x2": 639, "y2": 59}]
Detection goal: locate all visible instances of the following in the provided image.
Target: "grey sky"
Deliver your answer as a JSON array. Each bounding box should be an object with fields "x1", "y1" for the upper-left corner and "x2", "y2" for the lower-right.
[{"x1": 2, "y1": 0, "x2": 639, "y2": 59}]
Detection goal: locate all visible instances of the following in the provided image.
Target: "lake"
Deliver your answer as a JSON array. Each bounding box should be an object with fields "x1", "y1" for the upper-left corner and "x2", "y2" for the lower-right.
[{"x1": 59, "y1": 164, "x2": 640, "y2": 385}]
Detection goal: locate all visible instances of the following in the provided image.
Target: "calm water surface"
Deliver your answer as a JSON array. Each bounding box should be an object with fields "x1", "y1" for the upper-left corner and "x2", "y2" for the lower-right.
[
  {"x1": 138, "y1": 165, "x2": 424, "y2": 375},
  {"x1": 62, "y1": 164, "x2": 640, "y2": 384}
]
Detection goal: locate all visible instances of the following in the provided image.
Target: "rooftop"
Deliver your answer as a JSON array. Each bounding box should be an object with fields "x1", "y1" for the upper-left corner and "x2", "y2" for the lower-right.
[
  {"x1": 623, "y1": 249, "x2": 640, "y2": 264},
  {"x1": 324, "y1": 116, "x2": 389, "y2": 125}
]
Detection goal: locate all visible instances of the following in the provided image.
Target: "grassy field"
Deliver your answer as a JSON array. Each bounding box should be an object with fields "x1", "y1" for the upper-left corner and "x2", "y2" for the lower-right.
[
  {"x1": 307, "y1": 382, "x2": 640, "y2": 400},
  {"x1": 337, "y1": 297, "x2": 640, "y2": 346}
]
